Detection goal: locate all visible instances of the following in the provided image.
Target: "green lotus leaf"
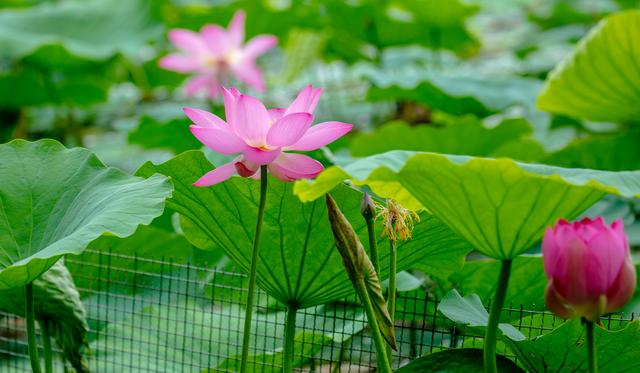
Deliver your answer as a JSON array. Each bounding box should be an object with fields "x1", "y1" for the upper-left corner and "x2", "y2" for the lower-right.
[
  {"x1": 543, "y1": 129, "x2": 640, "y2": 171},
  {"x1": 0, "y1": 0, "x2": 161, "y2": 62},
  {"x1": 0, "y1": 139, "x2": 172, "y2": 289},
  {"x1": 136, "y1": 151, "x2": 472, "y2": 309},
  {"x1": 350, "y1": 118, "x2": 544, "y2": 162},
  {"x1": 364, "y1": 68, "x2": 542, "y2": 117},
  {"x1": 394, "y1": 348, "x2": 523, "y2": 372},
  {"x1": 537, "y1": 10, "x2": 640, "y2": 123},
  {"x1": 438, "y1": 289, "x2": 526, "y2": 341},
  {"x1": 512, "y1": 319, "x2": 640, "y2": 372},
  {"x1": 295, "y1": 151, "x2": 640, "y2": 259}
]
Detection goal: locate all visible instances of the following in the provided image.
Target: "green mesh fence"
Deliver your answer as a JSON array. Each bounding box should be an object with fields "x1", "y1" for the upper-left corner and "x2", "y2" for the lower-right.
[{"x1": 0, "y1": 249, "x2": 635, "y2": 372}]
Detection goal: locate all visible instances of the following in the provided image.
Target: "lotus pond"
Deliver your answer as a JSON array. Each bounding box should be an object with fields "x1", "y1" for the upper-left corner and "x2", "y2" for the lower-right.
[{"x1": 1, "y1": 1, "x2": 640, "y2": 372}]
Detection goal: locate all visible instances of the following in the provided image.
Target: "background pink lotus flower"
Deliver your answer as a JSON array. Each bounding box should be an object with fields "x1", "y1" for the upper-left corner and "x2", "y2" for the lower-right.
[
  {"x1": 159, "y1": 10, "x2": 277, "y2": 97},
  {"x1": 542, "y1": 217, "x2": 636, "y2": 321},
  {"x1": 185, "y1": 85, "x2": 353, "y2": 186}
]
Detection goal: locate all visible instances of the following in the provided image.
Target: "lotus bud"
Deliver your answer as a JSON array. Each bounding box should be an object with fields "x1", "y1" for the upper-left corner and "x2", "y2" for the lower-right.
[
  {"x1": 325, "y1": 194, "x2": 397, "y2": 350},
  {"x1": 360, "y1": 192, "x2": 376, "y2": 221},
  {"x1": 542, "y1": 217, "x2": 637, "y2": 322}
]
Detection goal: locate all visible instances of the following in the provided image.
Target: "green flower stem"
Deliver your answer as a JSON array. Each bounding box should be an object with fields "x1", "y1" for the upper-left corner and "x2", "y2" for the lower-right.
[
  {"x1": 386, "y1": 239, "x2": 397, "y2": 363},
  {"x1": 585, "y1": 319, "x2": 598, "y2": 373},
  {"x1": 25, "y1": 282, "x2": 42, "y2": 373},
  {"x1": 483, "y1": 259, "x2": 512, "y2": 373},
  {"x1": 239, "y1": 165, "x2": 268, "y2": 373},
  {"x1": 40, "y1": 321, "x2": 53, "y2": 373},
  {"x1": 356, "y1": 277, "x2": 392, "y2": 373},
  {"x1": 282, "y1": 304, "x2": 298, "y2": 373},
  {"x1": 365, "y1": 217, "x2": 380, "y2": 274}
]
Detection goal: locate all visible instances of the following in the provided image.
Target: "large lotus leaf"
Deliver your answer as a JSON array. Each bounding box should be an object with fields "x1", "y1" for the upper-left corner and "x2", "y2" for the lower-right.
[
  {"x1": 0, "y1": 0, "x2": 161, "y2": 62},
  {"x1": 350, "y1": 118, "x2": 544, "y2": 161},
  {"x1": 0, "y1": 67, "x2": 109, "y2": 108},
  {"x1": 0, "y1": 139, "x2": 172, "y2": 289},
  {"x1": 394, "y1": 348, "x2": 523, "y2": 373},
  {"x1": 361, "y1": 66, "x2": 542, "y2": 117},
  {"x1": 295, "y1": 151, "x2": 640, "y2": 259},
  {"x1": 447, "y1": 256, "x2": 546, "y2": 312},
  {"x1": 537, "y1": 10, "x2": 640, "y2": 123},
  {"x1": 332, "y1": 0, "x2": 480, "y2": 57},
  {"x1": 128, "y1": 116, "x2": 202, "y2": 155},
  {"x1": 511, "y1": 319, "x2": 640, "y2": 372},
  {"x1": 136, "y1": 151, "x2": 472, "y2": 309},
  {"x1": 544, "y1": 130, "x2": 640, "y2": 171}
]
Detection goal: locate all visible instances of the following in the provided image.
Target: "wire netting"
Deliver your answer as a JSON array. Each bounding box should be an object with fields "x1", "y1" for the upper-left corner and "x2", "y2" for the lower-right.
[{"x1": 0, "y1": 249, "x2": 635, "y2": 372}]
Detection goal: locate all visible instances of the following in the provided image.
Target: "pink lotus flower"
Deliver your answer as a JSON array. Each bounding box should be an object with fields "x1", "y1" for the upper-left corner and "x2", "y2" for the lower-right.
[
  {"x1": 542, "y1": 217, "x2": 636, "y2": 321},
  {"x1": 159, "y1": 10, "x2": 277, "y2": 97},
  {"x1": 185, "y1": 85, "x2": 353, "y2": 186}
]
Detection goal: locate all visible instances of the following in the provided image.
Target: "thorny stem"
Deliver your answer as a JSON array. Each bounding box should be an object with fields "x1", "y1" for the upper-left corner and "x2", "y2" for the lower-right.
[
  {"x1": 483, "y1": 259, "x2": 512, "y2": 373},
  {"x1": 239, "y1": 165, "x2": 268, "y2": 373}
]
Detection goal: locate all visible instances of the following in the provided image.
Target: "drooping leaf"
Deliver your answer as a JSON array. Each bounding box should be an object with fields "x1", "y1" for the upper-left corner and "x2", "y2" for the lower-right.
[
  {"x1": 0, "y1": 139, "x2": 172, "y2": 289},
  {"x1": 295, "y1": 151, "x2": 640, "y2": 258},
  {"x1": 0, "y1": 260, "x2": 89, "y2": 372},
  {"x1": 394, "y1": 348, "x2": 524, "y2": 372},
  {"x1": 136, "y1": 151, "x2": 471, "y2": 309},
  {"x1": 537, "y1": 10, "x2": 640, "y2": 123},
  {"x1": 0, "y1": 0, "x2": 161, "y2": 63},
  {"x1": 438, "y1": 290, "x2": 526, "y2": 341},
  {"x1": 511, "y1": 319, "x2": 640, "y2": 372}
]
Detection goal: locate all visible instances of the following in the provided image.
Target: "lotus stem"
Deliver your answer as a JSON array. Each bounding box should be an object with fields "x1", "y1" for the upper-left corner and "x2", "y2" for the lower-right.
[
  {"x1": 386, "y1": 239, "x2": 397, "y2": 363},
  {"x1": 282, "y1": 304, "x2": 298, "y2": 373},
  {"x1": 356, "y1": 277, "x2": 392, "y2": 373},
  {"x1": 40, "y1": 320, "x2": 53, "y2": 373},
  {"x1": 239, "y1": 165, "x2": 268, "y2": 373},
  {"x1": 585, "y1": 319, "x2": 598, "y2": 373},
  {"x1": 365, "y1": 217, "x2": 380, "y2": 274},
  {"x1": 483, "y1": 259, "x2": 512, "y2": 373},
  {"x1": 25, "y1": 282, "x2": 42, "y2": 373}
]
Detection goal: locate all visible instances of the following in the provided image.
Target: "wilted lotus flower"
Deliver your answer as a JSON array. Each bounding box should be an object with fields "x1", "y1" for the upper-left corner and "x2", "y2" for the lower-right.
[
  {"x1": 542, "y1": 217, "x2": 636, "y2": 322},
  {"x1": 159, "y1": 10, "x2": 277, "y2": 97},
  {"x1": 185, "y1": 85, "x2": 353, "y2": 186}
]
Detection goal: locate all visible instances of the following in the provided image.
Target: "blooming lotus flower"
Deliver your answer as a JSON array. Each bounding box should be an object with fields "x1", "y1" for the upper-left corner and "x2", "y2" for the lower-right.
[
  {"x1": 159, "y1": 10, "x2": 277, "y2": 97},
  {"x1": 542, "y1": 217, "x2": 636, "y2": 322},
  {"x1": 185, "y1": 85, "x2": 353, "y2": 186}
]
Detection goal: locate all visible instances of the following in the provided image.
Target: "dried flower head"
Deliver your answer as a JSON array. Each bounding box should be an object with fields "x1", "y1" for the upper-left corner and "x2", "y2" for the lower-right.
[{"x1": 376, "y1": 199, "x2": 420, "y2": 242}]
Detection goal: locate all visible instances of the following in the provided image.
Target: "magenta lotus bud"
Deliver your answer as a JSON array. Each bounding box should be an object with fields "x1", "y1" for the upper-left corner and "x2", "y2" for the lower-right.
[{"x1": 542, "y1": 217, "x2": 636, "y2": 322}]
